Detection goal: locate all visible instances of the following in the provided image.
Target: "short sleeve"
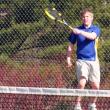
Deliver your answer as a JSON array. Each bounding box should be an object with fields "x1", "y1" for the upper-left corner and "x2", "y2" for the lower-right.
[{"x1": 68, "y1": 32, "x2": 77, "y2": 44}]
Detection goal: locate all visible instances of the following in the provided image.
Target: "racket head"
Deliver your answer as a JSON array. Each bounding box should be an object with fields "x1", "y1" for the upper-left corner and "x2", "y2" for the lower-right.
[
  {"x1": 44, "y1": 7, "x2": 73, "y2": 30},
  {"x1": 44, "y1": 8, "x2": 63, "y2": 22}
]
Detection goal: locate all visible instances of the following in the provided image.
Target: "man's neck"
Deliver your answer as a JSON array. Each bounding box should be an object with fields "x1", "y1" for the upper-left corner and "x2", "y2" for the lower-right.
[{"x1": 84, "y1": 24, "x2": 92, "y2": 28}]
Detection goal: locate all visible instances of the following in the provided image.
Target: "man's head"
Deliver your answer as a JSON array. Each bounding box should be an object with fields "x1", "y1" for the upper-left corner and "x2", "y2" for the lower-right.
[{"x1": 80, "y1": 8, "x2": 94, "y2": 27}]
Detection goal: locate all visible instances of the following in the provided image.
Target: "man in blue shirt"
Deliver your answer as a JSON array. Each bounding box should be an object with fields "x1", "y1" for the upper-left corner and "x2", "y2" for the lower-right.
[{"x1": 67, "y1": 8, "x2": 101, "y2": 110}]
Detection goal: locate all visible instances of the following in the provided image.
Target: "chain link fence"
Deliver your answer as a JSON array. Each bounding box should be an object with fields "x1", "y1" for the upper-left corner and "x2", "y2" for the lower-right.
[{"x1": 0, "y1": 0, "x2": 110, "y2": 110}]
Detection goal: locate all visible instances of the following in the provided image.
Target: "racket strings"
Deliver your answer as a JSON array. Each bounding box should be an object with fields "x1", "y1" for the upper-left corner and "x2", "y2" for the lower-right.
[{"x1": 48, "y1": 8, "x2": 63, "y2": 21}]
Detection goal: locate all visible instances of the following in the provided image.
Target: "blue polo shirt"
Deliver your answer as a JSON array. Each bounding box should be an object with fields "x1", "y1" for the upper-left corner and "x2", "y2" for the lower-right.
[{"x1": 68, "y1": 24, "x2": 101, "y2": 61}]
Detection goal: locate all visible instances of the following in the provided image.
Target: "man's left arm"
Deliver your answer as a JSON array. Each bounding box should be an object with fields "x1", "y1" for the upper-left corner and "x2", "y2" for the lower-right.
[{"x1": 72, "y1": 28, "x2": 97, "y2": 40}]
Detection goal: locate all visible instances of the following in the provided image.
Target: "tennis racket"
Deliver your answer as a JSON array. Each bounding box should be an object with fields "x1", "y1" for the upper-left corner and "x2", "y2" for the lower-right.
[{"x1": 44, "y1": 8, "x2": 73, "y2": 30}]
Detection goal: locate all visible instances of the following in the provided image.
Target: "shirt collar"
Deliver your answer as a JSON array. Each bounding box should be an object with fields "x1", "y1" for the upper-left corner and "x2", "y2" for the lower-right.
[{"x1": 81, "y1": 24, "x2": 94, "y2": 29}]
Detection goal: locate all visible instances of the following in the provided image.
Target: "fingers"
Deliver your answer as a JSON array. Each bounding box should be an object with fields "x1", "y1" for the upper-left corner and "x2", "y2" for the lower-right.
[
  {"x1": 67, "y1": 60, "x2": 72, "y2": 68},
  {"x1": 67, "y1": 57, "x2": 72, "y2": 68},
  {"x1": 67, "y1": 63, "x2": 72, "y2": 68}
]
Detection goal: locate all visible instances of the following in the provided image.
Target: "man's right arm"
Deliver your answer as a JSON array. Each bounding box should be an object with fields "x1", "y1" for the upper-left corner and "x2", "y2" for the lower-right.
[{"x1": 67, "y1": 43, "x2": 73, "y2": 67}]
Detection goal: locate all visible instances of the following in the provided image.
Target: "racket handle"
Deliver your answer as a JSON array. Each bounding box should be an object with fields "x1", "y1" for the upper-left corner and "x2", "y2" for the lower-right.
[
  {"x1": 64, "y1": 21, "x2": 73, "y2": 30},
  {"x1": 68, "y1": 25, "x2": 73, "y2": 30}
]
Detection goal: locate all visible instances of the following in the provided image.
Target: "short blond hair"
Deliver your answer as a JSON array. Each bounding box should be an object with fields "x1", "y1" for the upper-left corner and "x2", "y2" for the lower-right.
[{"x1": 80, "y1": 7, "x2": 94, "y2": 17}]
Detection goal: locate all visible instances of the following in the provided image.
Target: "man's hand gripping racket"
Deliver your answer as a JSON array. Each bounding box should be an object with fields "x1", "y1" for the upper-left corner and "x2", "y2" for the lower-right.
[{"x1": 44, "y1": 8, "x2": 73, "y2": 30}]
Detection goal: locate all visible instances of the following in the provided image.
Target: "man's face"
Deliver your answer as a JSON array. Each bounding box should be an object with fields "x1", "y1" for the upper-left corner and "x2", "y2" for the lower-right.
[{"x1": 81, "y1": 12, "x2": 93, "y2": 27}]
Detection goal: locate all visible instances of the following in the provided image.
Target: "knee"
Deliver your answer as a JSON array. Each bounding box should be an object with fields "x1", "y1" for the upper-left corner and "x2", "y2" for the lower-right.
[{"x1": 78, "y1": 77, "x2": 87, "y2": 89}]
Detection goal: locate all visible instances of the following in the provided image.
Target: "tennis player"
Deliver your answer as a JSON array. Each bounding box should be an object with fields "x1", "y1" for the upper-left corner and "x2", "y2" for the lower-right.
[{"x1": 67, "y1": 7, "x2": 101, "y2": 110}]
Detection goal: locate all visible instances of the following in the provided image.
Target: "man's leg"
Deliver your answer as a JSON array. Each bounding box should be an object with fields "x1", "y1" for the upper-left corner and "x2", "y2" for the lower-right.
[
  {"x1": 74, "y1": 60, "x2": 89, "y2": 110},
  {"x1": 74, "y1": 77, "x2": 86, "y2": 110},
  {"x1": 88, "y1": 82, "x2": 100, "y2": 110},
  {"x1": 88, "y1": 60, "x2": 100, "y2": 110}
]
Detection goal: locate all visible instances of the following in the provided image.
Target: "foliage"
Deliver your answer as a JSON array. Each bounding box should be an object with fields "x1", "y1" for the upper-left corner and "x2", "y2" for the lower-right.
[
  {"x1": 96, "y1": 3, "x2": 110, "y2": 27},
  {"x1": 0, "y1": 21, "x2": 45, "y2": 55},
  {"x1": 0, "y1": 0, "x2": 110, "y2": 59},
  {"x1": 36, "y1": 43, "x2": 67, "y2": 59},
  {"x1": 37, "y1": 26, "x2": 69, "y2": 47},
  {"x1": 0, "y1": 3, "x2": 12, "y2": 29},
  {"x1": 98, "y1": 39, "x2": 110, "y2": 63}
]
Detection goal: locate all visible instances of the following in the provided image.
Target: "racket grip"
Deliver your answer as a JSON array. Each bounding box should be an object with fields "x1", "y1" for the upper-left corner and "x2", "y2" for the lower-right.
[
  {"x1": 63, "y1": 21, "x2": 73, "y2": 30},
  {"x1": 68, "y1": 26, "x2": 73, "y2": 30}
]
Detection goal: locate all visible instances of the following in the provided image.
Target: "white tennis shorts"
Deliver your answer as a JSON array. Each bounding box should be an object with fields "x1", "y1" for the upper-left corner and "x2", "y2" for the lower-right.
[{"x1": 76, "y1": 59, "x2": 100, "y2": 83}]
